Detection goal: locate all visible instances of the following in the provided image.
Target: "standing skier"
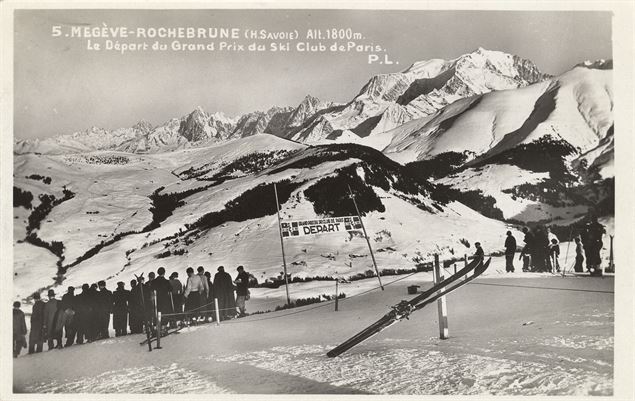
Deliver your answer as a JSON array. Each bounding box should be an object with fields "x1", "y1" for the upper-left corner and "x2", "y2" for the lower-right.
[{"x1": 504, "y1": 231, "x2": 517, "y2": 272}]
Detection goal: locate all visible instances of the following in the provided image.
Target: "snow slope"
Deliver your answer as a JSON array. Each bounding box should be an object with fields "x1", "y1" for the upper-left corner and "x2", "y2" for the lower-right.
[
  {"x1": 13, "y1": 274, "x2": 614, "y2": 395},
  {"x1": 13, "y1": 136, "x2": 518, "y2": 301}
]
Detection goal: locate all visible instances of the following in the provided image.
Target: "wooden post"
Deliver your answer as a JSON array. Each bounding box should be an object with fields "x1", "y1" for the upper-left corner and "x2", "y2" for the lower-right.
[
  {"x1": 347, "y1": 184, "x2": 384, "y2": 290},
  {"x1": 274, "y1": 183, "x2": 291, "y2": 305},
  {"x1": 334, "y1": 279, "x2": 339, "y2": 312},
  {"x1": 152, "y1": 290, "x2": 161, "y2": 349},
  {"x1": 434, "y1": 254, "x2": 449, "y2": 339},
  {"x1": 453, "y1": 263, "x2": 457, "y2": 275},
  {"x1": 214, "y1": 298, "x2": 221, "y2": 326}
]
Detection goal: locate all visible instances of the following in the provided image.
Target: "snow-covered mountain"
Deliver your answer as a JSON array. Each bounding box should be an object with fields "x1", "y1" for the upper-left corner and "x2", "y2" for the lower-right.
[
  {"x1": 289, "y1": 48, "x2": 549, "y2": 143},
  {"x1": 13, "y1": 135, "x2": 518, "y2": 300}
]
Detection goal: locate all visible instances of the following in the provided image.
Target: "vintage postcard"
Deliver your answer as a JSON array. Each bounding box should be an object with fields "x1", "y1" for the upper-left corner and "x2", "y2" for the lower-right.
[{"x1": 1, "y1": 1, "x2": 633, "y2": 399}]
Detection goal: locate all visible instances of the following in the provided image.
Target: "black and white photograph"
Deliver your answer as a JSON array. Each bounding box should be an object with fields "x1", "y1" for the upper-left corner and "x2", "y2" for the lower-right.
[{"x1": 1, "y1": 1, "x2": 633, "y2": 398}]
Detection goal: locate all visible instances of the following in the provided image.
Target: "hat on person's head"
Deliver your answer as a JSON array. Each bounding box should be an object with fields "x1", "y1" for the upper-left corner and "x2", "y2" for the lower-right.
[
  {"x1": 506, "y1": 230, "x2": 511, "y2": 235},
  {"x1": 237, "y1": 265, "x2": 244, "y2": 271},
  {"x1": 13, "y1": 301, "x2": 21, "y2": 308},
  {"x1": 130, "y1": 279, "x2": 137, "y2": 286},
  {"x1": 47, "y1": 289, "x2": 55, "y2": 297},
  {"x1": 68, "y1": 286, "x2": 75, "y2": 291},
  {"x1": 117, "y1": 281, "x2": 125, "y2": 287},
  {"x1": 217, "y1": 266, "x2": 224, "y2": 272},
  {"x1": 186, "y1": 267, "x2": 194, "y2": 274},
  {"x1": 33, "y1": 292, "x2": 41, "y2": 300},
  {"x1": 82, "y1": 283, "x2": 90, "y2": 291},
  {"x1": 169, "y1": 272, "x2": 176, "y2": 278},
  {"x1": 197, "y1": 266, "x2": 204, "y2": 273},
  {"x1": 475, "y1": 242, "x2": 481, "y2": 247},
  {"x1": 98, "y1": 280, "x2": 106, "y2": 287},
  {"x1": 158, "y1": 267, "x2": 165, "y2": 276}
]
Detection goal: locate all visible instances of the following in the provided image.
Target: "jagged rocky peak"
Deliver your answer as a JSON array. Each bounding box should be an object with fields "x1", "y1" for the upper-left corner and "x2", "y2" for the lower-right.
[
  {"x1": 132, "y1": 119, "x2": 154, "y2": 134},
  {"x1": 179, "y1": 106, "x2": 213, "y2": 142},
  {"x1": 286, "y1": 94, "x2": 333, "y2": 128}
]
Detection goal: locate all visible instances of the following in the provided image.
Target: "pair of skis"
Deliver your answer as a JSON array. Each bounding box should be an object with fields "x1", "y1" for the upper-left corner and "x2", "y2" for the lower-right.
[{"x1": 326, "y1": 257, "x2": 491, "y2": 358}]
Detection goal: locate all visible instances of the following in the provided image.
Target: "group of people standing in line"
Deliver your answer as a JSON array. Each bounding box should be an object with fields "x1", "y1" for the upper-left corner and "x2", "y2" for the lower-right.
[
  {"x1": 13, "y1": 265, "x2": 253, "y2": 358},
  {"x1": 503, "y1": 220, "x2": 606, "y2": 275}
]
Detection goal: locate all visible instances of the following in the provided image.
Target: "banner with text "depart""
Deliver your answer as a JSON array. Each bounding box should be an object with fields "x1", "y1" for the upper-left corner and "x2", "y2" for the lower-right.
[{"x1": 281, "y1": 216, "x2": 363, "y2": 238}]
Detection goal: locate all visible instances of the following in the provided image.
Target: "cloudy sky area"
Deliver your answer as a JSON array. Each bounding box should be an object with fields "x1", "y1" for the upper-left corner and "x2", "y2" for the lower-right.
[{"x1": 14, "y1": 9, "x2": 612, "y2": 139}]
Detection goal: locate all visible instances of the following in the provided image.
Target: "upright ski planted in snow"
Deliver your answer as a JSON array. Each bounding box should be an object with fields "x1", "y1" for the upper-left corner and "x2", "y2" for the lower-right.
[{"x1": 326, "y1": 258, "x2": 490, "y2": 358}]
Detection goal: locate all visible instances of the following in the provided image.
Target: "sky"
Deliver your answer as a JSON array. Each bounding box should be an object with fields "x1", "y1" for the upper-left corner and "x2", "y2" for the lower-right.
[{"x1": 13, "y1": 9, "x2": 612, "y2": 140}]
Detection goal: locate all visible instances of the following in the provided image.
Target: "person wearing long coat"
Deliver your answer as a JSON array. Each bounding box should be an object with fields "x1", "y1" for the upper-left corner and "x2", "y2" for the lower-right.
[
  {"x1": 112, "y1": 282, "x2": 129, "y2": 336},
  {"x1": 75, "y1": 284, "x2": 93, "y2": 344},
  {"x1": 128, "y1": 279, "x2": 144, "y2": 334},
  {"x1": 13, "y1": 302, "x2": 27, "y2": 358},
  {"x1": 152, "y1": 268, "x2": 174, "y2": 316},
  {"x1": 29, "y1": 292, "x2": 46, "y2": 353},
  {"x1": 213, "y1": 266, "x2": 236, "y2": 320},
  {"x1": 61, "y1": 287, "x2": 77, "y2": 347},
  {"x1": 96, "y1": 281, "x2": 113, "y2": 339},
  {"x1": 43, "y1": 289, "x2": 62, "y2": 350}
]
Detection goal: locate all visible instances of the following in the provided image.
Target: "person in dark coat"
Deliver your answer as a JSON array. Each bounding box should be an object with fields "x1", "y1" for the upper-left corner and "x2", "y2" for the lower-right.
[
  {"x1": 152, "y1": 267, "x2": 173, "y2": 331},
  {"x1": 74, "y1": 284, "x2": 90, "y2": 344},
  {"x1": 234, "y1": 266, "x2": 251, "y2": 317},
  {"x1": 213, "y1": 266, "x2": 236, "y2": 320},
  {"x1": 519, "y1": 227, "x2": 534, "y2": 272},
  {"x1": 29, "y1": 292, "x2": 46, "y2": 353},
  {"x1": 504, "y1": 231, "x2": 517, "y2": 273},
  {"x1": 128, "y1": 279, "x2": 144, "y2": 334},
  {"x1": 14, "y1": 301, "x2": 27, "y2": 358},
  {"x1": 43, "y1": 289, "x2": 62, "y2": 350},
  {"x1": 472, "y1": 242, "x2": 485, "y2": 263},
  {"x1": 582, "y1": 219, "x2": 606, "y2": 276},
  {"x1": 532, "y1": 226, "x2": 550, "y2": 272},
  {"x1": 112, "y1": 282, "x2": 129, "y2": 336},
  {"x1": 61, "y1": 286, "x2": 77, "y2": 347},
  {"x1": 574, "y1": 237, "x2": 585, "y2": 273},
  {"x1": 85, "y1": 283, "x2": 100, "y2": 342},
  {"x1": 96, "y1": 281, "x2": 113, "y2": 339}
]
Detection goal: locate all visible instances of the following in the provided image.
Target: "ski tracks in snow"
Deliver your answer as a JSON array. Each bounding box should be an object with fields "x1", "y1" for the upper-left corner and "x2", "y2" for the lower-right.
[
  {"x1": 23, "y1": 363, "x2": 234, "y2": 394},
  {"x1": 213, "y1": 333, "x2": 612, "y2": 395}
]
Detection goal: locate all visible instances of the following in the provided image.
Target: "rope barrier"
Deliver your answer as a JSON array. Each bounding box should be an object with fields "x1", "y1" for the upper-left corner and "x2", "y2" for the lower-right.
[{"x1": 466, "y1": 281, "x2": 614, "y2": 294}]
